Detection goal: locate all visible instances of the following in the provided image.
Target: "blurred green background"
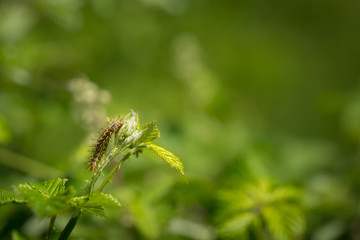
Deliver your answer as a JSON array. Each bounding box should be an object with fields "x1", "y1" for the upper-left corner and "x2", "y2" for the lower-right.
[{"x1": 1, "y1": 0, "x2": 360, "y2": 239}]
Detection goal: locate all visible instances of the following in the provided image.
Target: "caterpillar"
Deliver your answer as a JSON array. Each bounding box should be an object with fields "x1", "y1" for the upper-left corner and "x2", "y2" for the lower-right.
[{"x1": 88, "y1": 118, "x2": 123, "y2": 171}]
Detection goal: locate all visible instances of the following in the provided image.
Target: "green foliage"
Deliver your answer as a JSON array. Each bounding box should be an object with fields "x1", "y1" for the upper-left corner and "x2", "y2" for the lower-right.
[
  {"x1": 0, "y1": 111, "x2": 183, "y2": 239},
  {"x1": 0, "y1": 189, "x2": 24, "y2": 205},
  {"x1": 25, "y1": 178, "x2": 68, "y2": 198},
  {"x1": 119, "y1": 110, "x2": 140, "y2": 139},
  {"x1": 0, "y1": 0, "x2": 359, "y2": 238},
  {"x1": 148, "y1": 143, "x2": 185, "y2": 176},
  {"x1": 71, "y1": 193, "x2": 121, "y2": 217},
  {"x1": 218, "y1": 179, "x2": 305, "y2": 240},
  {"x1": 11, "y1": 178, "x2": 71, "y2": 218},
  {"x1": 139, "y1": 121, "x2": 160, "y2": 144}
]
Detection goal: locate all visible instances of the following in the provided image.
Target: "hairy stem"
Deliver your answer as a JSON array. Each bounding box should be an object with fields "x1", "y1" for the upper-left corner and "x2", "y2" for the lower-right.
[
  {"x1": 96, "y1": 152, "x2": 131, "y2": 193},
  {"x1": 83, "y1": 148, "x2": 120, "y2": 196},
  {"x1": 44, "y1": 215, "x2": 57, "y2": 240}
]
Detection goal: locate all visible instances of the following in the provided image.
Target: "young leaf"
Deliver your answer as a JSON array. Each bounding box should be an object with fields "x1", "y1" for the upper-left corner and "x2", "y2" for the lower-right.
[
  {"x1": 219, "y1": 212, "x2": 257, "y2": 237},
  {"x1": 30, "y1": 178, "x2": 68, "y2": 198},
  {"x1": 86, "y1": 193, "x2": 122, "y2": 208},
  {"x1": 217, "y1": 180, "x2": 305, "y2": 240},
  {"x1": 0, "y1": 189, "x2": 24, "y2": 205},
  {"x1": 71, "y1": 193, "x2": 121, "y2": 218},
  {"x1": 137, "y1": 121, "x2": 160, "y2": 144},
  {"x1": 148, "y1": 143, "x2": 185, "y2": 176},
  {"x1": 83, "y1": 205, "x2": 107, "y2": 217},
  {"x1": 70, "y1": 196, "x2": 105, "y2": 217},
  {"x1": 13, "y1": 178, "x2": 71, "y2": 218},
  {"x1": 263, "y1": 204, "x2": 305, "y2": 240},
  {"x1": 120, "y1": 110, "x2": 140, "y2": 137}
]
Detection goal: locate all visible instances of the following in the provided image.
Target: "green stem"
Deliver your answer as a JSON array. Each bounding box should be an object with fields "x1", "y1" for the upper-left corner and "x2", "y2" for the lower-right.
[
  {"x1": 58, "y1": 150, "x2": 132, "y2": 240},
  {"x1": 84, "y1": 168, "x2": 103, "y2": 196},
  {"x1": 44, "y1": 215, "x2": 57, "y2": 240},
  {"x1": 58, "y1": 125, "x2": 136, "y2": 240},
  {"x1": 58, "y1": 210, "x2": 81, "y2": 240},
  {"x1": 96, "y1": 152, "x2": 131, "y2": 193},
  {"x1": 83, "y1": 148, "x2": 120, "y2": 196}
]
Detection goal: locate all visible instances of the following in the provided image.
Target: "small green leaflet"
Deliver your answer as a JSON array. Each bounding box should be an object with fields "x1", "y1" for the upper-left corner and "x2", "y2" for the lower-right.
[
  {"x1": 138, "y1": 121, "x2": 160, "y2": 144},
  {"x1": 120, "y1": 110, "x2": 140, "y2": 137},
  {"x1": 219, "y1": 212, "x2": 259, "y2": 237},
  {"x1": 13, "y1": 178, "x2": 71, "y2": 218},
  {"x1": 218, "y1": 180, "x2": 305, "y2": 240},
  {"x1": 0, "y1": 189, "x2": 24, "y2": 205},
  {"x1": 14, "y1": 178, "x2": 68, "y2": 199},
  {"x1": 71, "y1": 193, "x2": 121, "y2": 218},
  {"x1": 30, "y1": 178, "x2": 67, "y2": 198},
  {"x1": 148, "y1": 143, "x2": 185, "y2": 177}
]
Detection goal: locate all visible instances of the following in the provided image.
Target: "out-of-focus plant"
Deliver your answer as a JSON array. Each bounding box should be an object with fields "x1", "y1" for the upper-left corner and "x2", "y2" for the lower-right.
[
  {"x1": 0, "y1": 110, "x2": 184, "y2": 240},
  {"x1": 67, "y1": 77, "x2": 112, "y2": 131},
  {"x1": 217, "y1": 179, "x2": 305, "y2": 240}
]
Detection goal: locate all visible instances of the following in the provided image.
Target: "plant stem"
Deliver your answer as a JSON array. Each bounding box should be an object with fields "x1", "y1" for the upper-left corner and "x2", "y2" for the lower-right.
[
  {"x1": 58, "y1": 150, "x2": 131, "y2": 240},
  {"x1": 96, "y1": 152, "x2": 131, "y2": 193},
  {"x1": 83, "y1": 149, "x2": 119, "y2": 196},
  {"x1": 44, "y1": 215, "x2": 57, "y2": 240},
  {"x1": 58, "y1": 209, "x2": 81, "y2": 240}
]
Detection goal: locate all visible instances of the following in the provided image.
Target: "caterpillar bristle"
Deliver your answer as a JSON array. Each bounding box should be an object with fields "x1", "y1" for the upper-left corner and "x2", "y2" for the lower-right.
[{"x1": 88, "y1": 119, "x2": 124, "y2": 171}]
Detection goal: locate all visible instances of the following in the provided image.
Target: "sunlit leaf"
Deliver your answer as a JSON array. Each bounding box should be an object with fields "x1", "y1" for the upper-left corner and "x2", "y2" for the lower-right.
[
  {"x1": 31, "y1": 178, "x2": 68, "y2": 198},
  {"x1": 217, "y1": 180, "x2": 305, "y2": 240},
  {"x1": 148, "y1": 143, "x2": 184, "y2": 176},
  {"x1": 71, "y1": 193, "x2": 121, "y2": 218},
  {"x1": 0, "y1": 189, "x2": 24, "y2": 205},
  {"x1": 13, "y1": 178, "x2": 71, "y2": 218},
  {"x1": 81, "y1": 205, "x2": 106, "y2": 218},
  {"x1": 120, "y1": 110, "x2": 140, "y2": 137},
  {"x1": 87, "y1": 193, "x2": 121, "y2": 208},
  {"x1": 219, "y1": 212, "x2": 257, "y2": 237},
  {"x1": 138, "y1": 121, "x2": 160, "y2": 144},
  {"x1": 263, "y1": 204, "x2": 305, "y2": 240}
]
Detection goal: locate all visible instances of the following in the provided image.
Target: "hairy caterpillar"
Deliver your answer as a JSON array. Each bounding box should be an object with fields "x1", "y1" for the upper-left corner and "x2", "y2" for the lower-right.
[{"x1": 88, "y1": 119, "x2": 123, "y2": 171}]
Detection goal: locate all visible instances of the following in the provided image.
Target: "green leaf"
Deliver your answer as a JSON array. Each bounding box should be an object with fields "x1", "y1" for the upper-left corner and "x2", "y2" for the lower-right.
[
  {"x1": 87, "y1": 192, "x2": 122, "y2": 208},
  {"x1": 120, "y1": 110, "x2": 140, "y2": 137},
  {"x1": 70, "y1": 196, "x2": 87, "y2": 206},
  {"x1": 71, "y1": 193, "x2": 121, "y2": 217},
  {"x1": 270, "y1": 187, "x2": 302, "y2": 203},
  {"x1": 30, "y1": 178, "x2": 68, "y2": 198},
  {"x1": 263, "y1": 204, "x2": 305, "y2": 240},
  {"x1": 0, "y1": 189, "x2": 24, "y2": 205},
  {"x1": 138, "y1": 121, "x2": 160, "y2": 144},
  {"x1": 217, "y1": 180, "x2": 305, "y2": 240},
  {"x1": 219, "y1": 212, "x2": 257, "y2": 238},
  {"x1": 148, "y1": 143, "x2": 185, "y2": 176},
  {"x1": 13, "y1": 178, "x2": 71, "y2": 218},
  {"x1": 71, "y1": 196, "x2": 105, "y2": 216},
  {"x1": 81, "y1": 205, "x2": 107, "y2": 217}
]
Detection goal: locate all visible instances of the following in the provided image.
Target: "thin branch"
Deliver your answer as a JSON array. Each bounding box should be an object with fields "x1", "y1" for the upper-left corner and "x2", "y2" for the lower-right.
[
  {"x1": 58, "y1": 209, "x2": 81, "y2": 240},
  {"x1": 96, "y1": 152, "x2": 131, "y2": 193},
  {"x1": 44, "y1": 215, "x2": 57, "y2": 240}
]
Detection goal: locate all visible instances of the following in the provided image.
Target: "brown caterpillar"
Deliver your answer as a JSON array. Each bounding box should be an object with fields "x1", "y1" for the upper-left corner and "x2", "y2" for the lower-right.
[{"x1": 88, "y1": 119, "x2": 123, "y2": 171}]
